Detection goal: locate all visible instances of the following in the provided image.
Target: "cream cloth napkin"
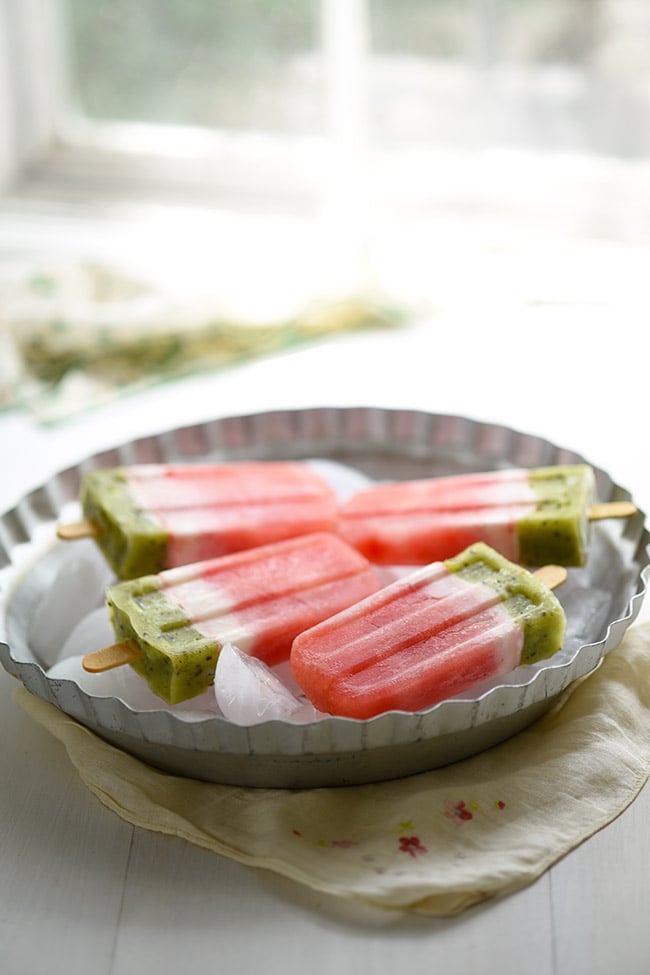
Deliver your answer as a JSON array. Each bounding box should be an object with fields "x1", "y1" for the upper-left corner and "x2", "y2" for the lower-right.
[{"x1": 15, "y1": 622, "x2": 650, "y2": 917}]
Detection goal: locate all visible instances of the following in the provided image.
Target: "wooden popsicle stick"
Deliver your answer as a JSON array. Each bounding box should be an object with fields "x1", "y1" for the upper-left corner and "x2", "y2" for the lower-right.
[
  {"x1": 82, "y1": 639, "x2": 142, "y2": 673},
  {"x1": 57, "y1": 518, "x2": 103, "y2": 540},
  {"x1": 588, "y1": 500, "x2": 637, "y2": 521},
  {"x1": 533, "y1": 564, "x2": 567, "y2": 590}
]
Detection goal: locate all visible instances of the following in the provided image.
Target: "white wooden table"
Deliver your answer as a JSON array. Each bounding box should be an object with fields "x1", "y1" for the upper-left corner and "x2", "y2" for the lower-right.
[{"x1": 2, "y1": 303, "x2": 650, "y2": 975}]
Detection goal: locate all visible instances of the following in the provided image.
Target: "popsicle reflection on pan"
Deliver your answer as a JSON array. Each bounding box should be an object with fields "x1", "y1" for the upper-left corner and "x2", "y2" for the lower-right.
[
  {"x1": 337, "y1": 464, "x2": 637, "y2": 567},
  {"x1": 290, "y1": 542, "x2": 568, "y2": 720},
  {"x1": 57, "y1": 461, "x2": 339, "y2": 579}
]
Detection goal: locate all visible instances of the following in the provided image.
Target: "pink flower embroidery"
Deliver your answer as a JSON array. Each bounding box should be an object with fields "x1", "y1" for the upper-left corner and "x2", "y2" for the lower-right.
[
  {"x1": 399, "y1": 836, "x2": 428, "y2": 857},
  {"x1": 444, "y1": 799, "x2": 474, "y2": 823}
]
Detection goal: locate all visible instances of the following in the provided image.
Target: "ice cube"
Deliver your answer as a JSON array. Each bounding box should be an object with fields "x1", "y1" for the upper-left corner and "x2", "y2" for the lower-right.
[
  {"x1": 306, "y1": 457, "x2": 374, "y2": 502},
  {"x1": 214, "y1": 642, "x2": 324, "y2": 725},
  {"x1": 28, "y1": 550, "x2": 112, "y2": 667}
]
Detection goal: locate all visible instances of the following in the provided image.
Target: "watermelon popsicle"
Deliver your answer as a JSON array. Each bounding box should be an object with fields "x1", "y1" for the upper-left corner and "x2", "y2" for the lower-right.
[
  {"x1": 83, "y1": 532, "x2": 383, "y2": 705},
  {"x1": 290, "y1": 541, "x2": 567, "y2": 720},
  {"x1": 337, "y1": 463, "x2": 636, "y2": 567},
  {"x1": 58, "y1": 460, "x2": 339, "y2": 579}
]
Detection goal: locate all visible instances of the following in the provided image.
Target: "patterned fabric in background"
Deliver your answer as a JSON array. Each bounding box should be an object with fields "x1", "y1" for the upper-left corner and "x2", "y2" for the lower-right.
[{"x1": 0, "y1": 260, "x2": 406, "y2": 423}]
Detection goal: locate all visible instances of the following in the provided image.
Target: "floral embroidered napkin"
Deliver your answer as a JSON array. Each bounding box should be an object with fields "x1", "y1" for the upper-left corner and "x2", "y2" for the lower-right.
[{"x1": 14, "y1": 621, "x2": 650, "y2": 916}]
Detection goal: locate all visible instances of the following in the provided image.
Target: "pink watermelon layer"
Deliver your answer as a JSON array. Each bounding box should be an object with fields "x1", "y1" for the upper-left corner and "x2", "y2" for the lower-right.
[
  {"x1": 290, "y1": 562, "x2": 524, "y2": 718},
  {"x1": 337, "y1": 468, "x2": 537, "y2": 565},
  {"x1": 157, "y1": 532, "x2": 384, "y2": 667},
  {"x1": 126, "y1": 461, "x2": 339, "y2": 565}
]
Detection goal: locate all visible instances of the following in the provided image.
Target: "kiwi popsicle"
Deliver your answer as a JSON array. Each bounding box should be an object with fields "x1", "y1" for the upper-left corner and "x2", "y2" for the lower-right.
[
  {"x1": 61, "y1": 460, "x2": 339, "y2": 579},
  {"x1": 337, "y1": 464, "x2": 613, "y2": 567},
  {"x1": 92, "y1": 532, "x2": 383, "y2": 705}
]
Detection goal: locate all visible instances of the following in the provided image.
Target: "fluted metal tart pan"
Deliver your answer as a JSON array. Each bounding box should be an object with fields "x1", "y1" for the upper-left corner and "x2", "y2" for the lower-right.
[{"x1": 1, "y1": 407, "x2": 647, "y2": 787}]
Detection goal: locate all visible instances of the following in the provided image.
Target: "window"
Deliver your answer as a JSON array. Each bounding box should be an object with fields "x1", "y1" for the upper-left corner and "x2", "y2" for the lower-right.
[
  {"x1": 2, "y1": 1, "x2": 650, "y2": 237},
  {"x1": 371, "y1": 0, "x2": 650, "y2": 156},
  {"x1": 64, "y1": 2, "x2": 323, "y2": 135}
]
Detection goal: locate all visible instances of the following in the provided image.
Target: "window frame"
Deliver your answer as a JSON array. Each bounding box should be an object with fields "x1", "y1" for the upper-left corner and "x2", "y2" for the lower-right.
[
  {"x1": 0, "y1": 0, "x2": 63, "y2": 188},
  {"x1": 2, "y1": 0, "x2": 650, "y2": 251},
  {"x1": 0, "y1": 0, "x2": 372, "y2": 214}
]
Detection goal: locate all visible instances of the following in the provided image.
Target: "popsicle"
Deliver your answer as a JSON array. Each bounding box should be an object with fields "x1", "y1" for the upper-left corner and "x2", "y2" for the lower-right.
[
  {"x1": 86, "y1": 532, "x2": 384, "y2": 705},
  {"x1": 58, "y1": 461, "x2": 339, "y2": 579},
  {"x1": 290, "y1": 541, "x2": 567, "y2": 719},
  {"x1": 337, "y1": 464, "x2": 635, "y2": 567}
]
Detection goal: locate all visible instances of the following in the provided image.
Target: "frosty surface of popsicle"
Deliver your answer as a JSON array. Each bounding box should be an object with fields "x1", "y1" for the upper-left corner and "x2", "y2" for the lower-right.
[
  {"x1": 105, "y1": 532, "x2": 383, "y2": 704},
  {"x1": 79, "y1": 461, "x2": 339, "y2": 579},
  {"x1": 290, "y1": 541, "x2": 567, "y2": 719},
  {"x1": 337, "y1": 464, "x2": 596, "y2": 567}
]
